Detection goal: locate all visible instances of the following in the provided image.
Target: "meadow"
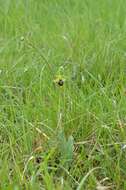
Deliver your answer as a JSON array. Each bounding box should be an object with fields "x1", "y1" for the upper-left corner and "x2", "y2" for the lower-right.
[{"x1": 0, "y1": 0, "x2": 126, "y2": 189}]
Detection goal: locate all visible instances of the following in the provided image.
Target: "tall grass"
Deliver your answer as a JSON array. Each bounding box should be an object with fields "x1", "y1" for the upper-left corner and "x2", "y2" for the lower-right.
[{"x1": 0, "y1": 0, "x2": 126, "y2": 189}]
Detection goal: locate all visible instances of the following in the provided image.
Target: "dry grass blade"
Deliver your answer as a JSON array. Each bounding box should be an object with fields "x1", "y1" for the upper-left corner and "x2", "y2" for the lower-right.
[
  {"x1": 96, "y1": 183, "x2": 115, "y2": 190},
  {"x1": 96, "y1": 177, "x2": 115, "y2": 190}
]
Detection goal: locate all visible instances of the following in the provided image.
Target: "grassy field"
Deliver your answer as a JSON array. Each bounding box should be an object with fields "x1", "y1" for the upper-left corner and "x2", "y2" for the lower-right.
[{"x1": 0, "y1": 0, "x2": 126, "y2": 189}]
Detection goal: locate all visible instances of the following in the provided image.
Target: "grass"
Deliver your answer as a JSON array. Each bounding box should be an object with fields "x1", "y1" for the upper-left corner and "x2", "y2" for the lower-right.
[{"x1": 0, "y1": 0, "x2": 126, "y2": 189}]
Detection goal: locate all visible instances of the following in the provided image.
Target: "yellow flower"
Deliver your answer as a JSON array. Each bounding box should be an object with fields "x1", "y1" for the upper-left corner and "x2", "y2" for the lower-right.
[{"x1": 53, "y1": 75, "x2": 65, "y2": 87}]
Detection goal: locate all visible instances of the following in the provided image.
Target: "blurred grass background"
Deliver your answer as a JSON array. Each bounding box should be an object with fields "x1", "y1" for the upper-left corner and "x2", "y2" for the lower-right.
[{"x1": 0, "y1": 0, "x2": 126, "y2": 189}]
